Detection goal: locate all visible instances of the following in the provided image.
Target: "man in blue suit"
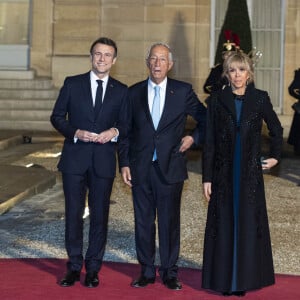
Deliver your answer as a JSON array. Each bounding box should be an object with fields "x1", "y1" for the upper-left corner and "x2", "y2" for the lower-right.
[
  {"x1": 119, "y1": 43, "x2": 206, "y2": 290},
  {"x1": 51, "y1": 37, "x2": 128, "y2": 288}
]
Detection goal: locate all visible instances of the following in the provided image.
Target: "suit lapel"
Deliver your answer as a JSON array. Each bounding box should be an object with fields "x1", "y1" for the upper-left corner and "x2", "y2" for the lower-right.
[
  {"x1": 81, "y1": 72, "x2": 94, "y2": 118},
  {"x1": 94, "y1": 76, "x2": 115, "y2": 119},
  {"x1": 102, "y1": 77, "x2": 114, "y2": 106},
  {"x1": 157, "y1": 79, "x2": 175, "y2": 130},
  {"x1": 141, "y1": 82, "x2": 155, "y2": 128}
]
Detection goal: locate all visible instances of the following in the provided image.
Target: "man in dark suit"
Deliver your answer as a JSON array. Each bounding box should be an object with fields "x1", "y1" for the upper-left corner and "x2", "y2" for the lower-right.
[
  {"x1": 50, "y1": 37, "x2": 128, "y2": 288},
  {"x1": 119, "y1": 43, "x2": 206, "y2": 290}
]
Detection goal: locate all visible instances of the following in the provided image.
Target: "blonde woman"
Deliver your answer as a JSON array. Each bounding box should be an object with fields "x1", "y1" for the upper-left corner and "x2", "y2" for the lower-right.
[{"x1": 202, "y1": 51, "x2": 283, "y2": 296}]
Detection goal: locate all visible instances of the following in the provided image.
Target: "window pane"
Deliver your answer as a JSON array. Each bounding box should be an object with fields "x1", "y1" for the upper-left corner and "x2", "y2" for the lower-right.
[
  {"x1": 212, "y1": 0, "x2": 284, "y2": 111},
  {"x1": 0, "y1": 0, "x2": 30, "y2": 45}
]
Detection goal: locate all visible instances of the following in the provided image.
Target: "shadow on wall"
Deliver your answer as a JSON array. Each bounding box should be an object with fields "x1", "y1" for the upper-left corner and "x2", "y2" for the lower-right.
[{"x1": 168, "y1": 12, "x2": 191, "y2": 81}]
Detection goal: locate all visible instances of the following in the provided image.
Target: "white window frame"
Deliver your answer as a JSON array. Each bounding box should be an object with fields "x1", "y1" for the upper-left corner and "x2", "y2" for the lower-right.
[{"x1": 210, "y1": 0, "x2": 285, "y2": 113}]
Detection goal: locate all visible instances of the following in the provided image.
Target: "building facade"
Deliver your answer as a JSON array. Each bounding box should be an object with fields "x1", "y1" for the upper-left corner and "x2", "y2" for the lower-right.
[{"x1": 1, "y1": 0, "x2": 300, "y2": 131}]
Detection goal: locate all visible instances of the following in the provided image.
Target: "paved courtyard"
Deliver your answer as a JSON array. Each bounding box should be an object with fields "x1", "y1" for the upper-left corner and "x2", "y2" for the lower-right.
[{"x1": 0, "y1": 133, "x2": 299, "y2": 276}]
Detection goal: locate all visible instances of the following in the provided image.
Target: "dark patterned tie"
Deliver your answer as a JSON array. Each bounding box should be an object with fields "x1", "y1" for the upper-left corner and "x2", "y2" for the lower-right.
[{"x1": 95, "y1": 79, "x2": 103, "y2": 114}]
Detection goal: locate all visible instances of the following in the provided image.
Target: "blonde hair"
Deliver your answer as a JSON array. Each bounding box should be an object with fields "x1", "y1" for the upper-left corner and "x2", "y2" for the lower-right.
[{"x1": 222, "y1": 51, "x2": 254, "y2": 83}]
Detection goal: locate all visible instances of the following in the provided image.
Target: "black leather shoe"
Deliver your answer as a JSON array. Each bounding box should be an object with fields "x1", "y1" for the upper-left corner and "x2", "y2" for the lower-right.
[
  {"x1": 59, "y1": 270, "x2": 80, "y2": 287},
  {"x1": 222, "y1": 292, "x2": 233, "y2": 296},
  {"x1": 84, "y1": 271, "x2": 99, "y2": 288},
  {"x1": 131, "y1": 276, "x2": 155, "y2": 288},
  {"x1": 163, "y1": 277, "x2": 182, "y2": 290},
  {"x1": 233, "y1": 291, "x2": 246, "y2": 297}
]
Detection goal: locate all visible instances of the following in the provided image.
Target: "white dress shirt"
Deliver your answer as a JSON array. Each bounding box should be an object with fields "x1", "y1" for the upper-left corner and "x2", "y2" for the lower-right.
[
  {"x1": 148, "y1": 77, "x2": 167, "y2": 117},
  {"x1": 90, "y1": 71, "x2": 108, "y2": 106}
]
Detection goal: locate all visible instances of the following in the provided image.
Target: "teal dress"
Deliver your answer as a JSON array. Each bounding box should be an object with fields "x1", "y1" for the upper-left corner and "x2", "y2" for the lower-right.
[{"x1": 231, "y1": 94, "x2": 244, "y2": 292}]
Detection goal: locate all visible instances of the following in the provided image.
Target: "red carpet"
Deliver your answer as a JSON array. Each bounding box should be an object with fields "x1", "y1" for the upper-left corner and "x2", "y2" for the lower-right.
[{"x1": 0, "y1": 259, "x2": 299, "y2": 300}]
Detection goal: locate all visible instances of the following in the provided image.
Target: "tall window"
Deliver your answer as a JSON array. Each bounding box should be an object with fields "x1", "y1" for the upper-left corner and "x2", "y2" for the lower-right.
[
  {"x1": 211, "y1": 0, "x2": 285, "y2": 113},
  {"x1": 0, "y1": 0, "x2": 31, "y2": 70}
]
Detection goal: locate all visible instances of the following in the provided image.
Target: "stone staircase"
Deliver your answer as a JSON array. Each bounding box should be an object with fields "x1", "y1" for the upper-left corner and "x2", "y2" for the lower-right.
[{"x1": 0, "y1": 70, "x2": 58, "y2": 131}]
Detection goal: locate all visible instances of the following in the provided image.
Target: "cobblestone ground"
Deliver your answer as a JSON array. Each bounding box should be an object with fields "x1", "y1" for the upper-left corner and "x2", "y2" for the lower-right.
[{"x1": 0, "y1": 141, "x2": 299, "y2": 276}]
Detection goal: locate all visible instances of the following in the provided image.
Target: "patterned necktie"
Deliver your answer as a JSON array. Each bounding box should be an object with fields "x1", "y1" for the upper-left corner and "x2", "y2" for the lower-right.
[
  {"x1": 151, "y1": 85, "x2": 160, "y2": 160},
  {"x1": 95, "y1": 79, "x2": 103, "y2": 114}
]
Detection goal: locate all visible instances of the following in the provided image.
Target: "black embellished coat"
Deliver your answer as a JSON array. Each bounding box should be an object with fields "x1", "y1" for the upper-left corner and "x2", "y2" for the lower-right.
[{"x1": 202, "y1": 84, "x2": 283, "y2": 293}]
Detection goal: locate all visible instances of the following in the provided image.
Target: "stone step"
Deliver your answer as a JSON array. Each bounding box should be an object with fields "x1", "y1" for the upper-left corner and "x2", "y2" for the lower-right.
[
  {"x1": 0, "y1": 89, "x2": 59, "y2": 99},
  {"x1": 0, "y1": 110, "x2": 51, "y2": 121},
  {"x1": 0, "y1": 78, "x2": 54, "y2": 89},
  {"x1": 0, "y1": 99, "x2": 55, "y2": 110},
  {"x1": 0, "y1": 75, "x2": 57, "y2": 131},
  {"x1": 0, "y1": 70, "x2": 35, "y2": 80},
  {"x1": 0, "y1": 120, "x2": 54, "y2": 131}
]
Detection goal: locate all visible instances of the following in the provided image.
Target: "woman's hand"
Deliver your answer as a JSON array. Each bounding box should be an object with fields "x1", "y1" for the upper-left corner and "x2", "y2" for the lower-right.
[
  {"x1": 203, "y1": 182, "x2": 212, "y2": 201},
  {"x1": 179, "y1": 135, "x2": 194, "y2": 152},
  {"x1": 261, "y1": 158, "x2": 278, "y2": 170}
]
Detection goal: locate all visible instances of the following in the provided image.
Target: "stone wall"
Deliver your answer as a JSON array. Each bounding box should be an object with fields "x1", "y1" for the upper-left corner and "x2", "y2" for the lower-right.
[
  {"x1": 29, "y1": 0, "x2": 300, "y2": 127},
  {"x1": 30, "y1": 0, "x2": 210, "y2": 100}
]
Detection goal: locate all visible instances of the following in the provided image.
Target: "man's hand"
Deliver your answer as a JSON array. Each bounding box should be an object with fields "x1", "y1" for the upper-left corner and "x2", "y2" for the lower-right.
[
  {"x1": 93, "y1": 128, "x2": 118, "y2": 144},
  {"x1": 121, "y1": 167, "x2": 132, "y2": 187},
  {"x1": 75, "y1": 129, "x2": 98, "y2": 143}
]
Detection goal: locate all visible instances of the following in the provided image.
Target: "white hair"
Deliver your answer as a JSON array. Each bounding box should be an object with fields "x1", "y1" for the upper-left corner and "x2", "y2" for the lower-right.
[{"x1": 146, "y1": 42, "x2": 173, "y2": 61}]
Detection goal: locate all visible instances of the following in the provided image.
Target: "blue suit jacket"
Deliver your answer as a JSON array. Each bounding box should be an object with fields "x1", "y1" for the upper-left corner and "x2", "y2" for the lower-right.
[
  {"x1": 51, "y1": 72, "x2": 128, "y2": 178},
  {"x1": 118, "y1": 77, "x2": 206, "y2": 184}
]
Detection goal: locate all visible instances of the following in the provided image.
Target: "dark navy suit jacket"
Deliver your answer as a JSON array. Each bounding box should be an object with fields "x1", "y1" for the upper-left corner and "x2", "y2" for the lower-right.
[
  {"x1": 118, "y1": 77, "x2": 206, "y2": 184},
  {"x1": 51, "y1": 72, "x2": 128, "y2": 178}
]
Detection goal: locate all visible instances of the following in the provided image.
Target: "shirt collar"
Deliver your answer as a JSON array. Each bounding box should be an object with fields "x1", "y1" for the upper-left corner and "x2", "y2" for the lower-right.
[
  {"x1": 90, "y1": 71, "x2": 109, "y2": 85},
  {"x1": 148, "y1": 77, "x2": 167, "y2": 90}
]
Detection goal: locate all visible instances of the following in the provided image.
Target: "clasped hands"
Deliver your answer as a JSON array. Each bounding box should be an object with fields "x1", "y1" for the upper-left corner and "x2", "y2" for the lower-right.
[{"x1": 75, "y1": 128, "x2": 117, "y2": 144}]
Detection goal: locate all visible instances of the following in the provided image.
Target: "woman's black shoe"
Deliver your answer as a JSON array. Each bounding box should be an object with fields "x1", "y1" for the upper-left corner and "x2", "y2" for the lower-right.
[{"x1": 222, "y1": 292, "x2": 232, "y2": 296}]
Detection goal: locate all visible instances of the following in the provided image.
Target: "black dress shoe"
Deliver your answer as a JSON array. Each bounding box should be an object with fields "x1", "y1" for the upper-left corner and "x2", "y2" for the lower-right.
[
  {"x1": 233, "y1": 291, "x2": 246, "y2": 297},
  {"x1": 131, "y1": 276, "x2": 155, "y2": 288},
  {"x1": 163, "y1": 277, "x2": 182, "y2": 290},
  {"x1": 59, "y1": 270, "x2": 80, "y2": 287},
  {"x1": 222, "y1": 292, "x2": 233, "y2": 296},
  {"x1": 84, "y1": 271, "x2": 99, "y2": 288}
]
